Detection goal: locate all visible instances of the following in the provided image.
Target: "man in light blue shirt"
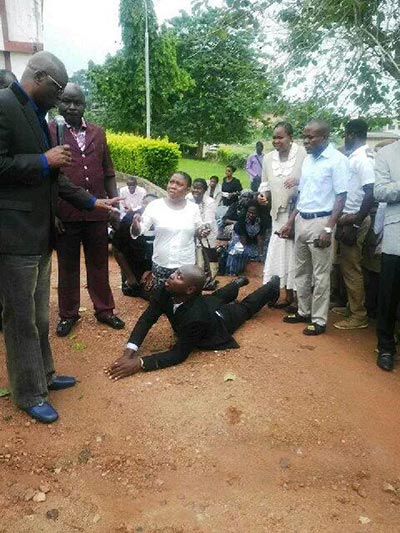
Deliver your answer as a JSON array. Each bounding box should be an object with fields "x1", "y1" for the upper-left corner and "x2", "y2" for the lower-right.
[{"x1": 280, "y1": 120, "x2": 349, "y2": 335}]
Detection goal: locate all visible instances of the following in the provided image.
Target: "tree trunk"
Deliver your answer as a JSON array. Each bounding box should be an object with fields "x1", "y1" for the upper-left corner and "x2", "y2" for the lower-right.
[{"x1": 196, "y1": 141, "x2": 204, "y2": 159}]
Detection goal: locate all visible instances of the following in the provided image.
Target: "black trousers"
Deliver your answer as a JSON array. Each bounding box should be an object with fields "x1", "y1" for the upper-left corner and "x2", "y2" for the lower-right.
[
  {"x1": 217, "y1": 281, "x2": 277, "y2": 334},
  {"x1": 377, "y1": 253, "x2": 400, "y2": 353}
]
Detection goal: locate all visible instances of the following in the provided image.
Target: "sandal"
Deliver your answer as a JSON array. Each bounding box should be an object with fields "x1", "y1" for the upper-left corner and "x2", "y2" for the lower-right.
[
  {"x1": 283, "y1": 312, "x2": 311, "y2": 324},
  {"x1": 303, "y1": 323, "x2": 326, "y2": 336}
]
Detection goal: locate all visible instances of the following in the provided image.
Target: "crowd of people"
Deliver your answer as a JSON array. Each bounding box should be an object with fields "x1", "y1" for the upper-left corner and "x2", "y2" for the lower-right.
[{"x1": 0, "y1": 50, "x2": 399, "y2": 425}]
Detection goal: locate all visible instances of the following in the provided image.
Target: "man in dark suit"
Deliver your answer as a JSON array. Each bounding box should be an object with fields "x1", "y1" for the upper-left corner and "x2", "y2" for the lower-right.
[
  {"x1": 0, "y1": 52, "x2": 119, "y2": 423},
  {"x1": 49, "y1": 83, "x2": 124, "y2": 337},
  {"x1": 0, "y1": 69, "x2": 17, "y2": 332},
  {"x1": 105, "y1": 267, "x2": 280, "y2": 380}
]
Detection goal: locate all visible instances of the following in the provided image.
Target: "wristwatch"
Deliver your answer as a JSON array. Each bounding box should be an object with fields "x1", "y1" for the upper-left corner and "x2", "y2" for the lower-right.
[{"x1": 323, "y1": 226, "x2": 333, "y2": 234}]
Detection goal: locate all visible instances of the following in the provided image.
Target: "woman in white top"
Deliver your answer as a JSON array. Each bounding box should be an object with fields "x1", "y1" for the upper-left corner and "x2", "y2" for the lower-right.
[
  {"x1": 260, "y1": 122, "x2": 306, "y2": 308},
  {"x1": 130, "y1": 172, "x2": 204, "y2": 288}
]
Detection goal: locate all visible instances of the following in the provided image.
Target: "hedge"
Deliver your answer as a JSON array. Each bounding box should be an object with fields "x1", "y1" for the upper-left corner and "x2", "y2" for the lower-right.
[
  {"x1": 107, "y1": 132, "x2": 181, "y2": 189},
  {"x1": 205, "y1": 146, "x2": 249, "y2": 170}
]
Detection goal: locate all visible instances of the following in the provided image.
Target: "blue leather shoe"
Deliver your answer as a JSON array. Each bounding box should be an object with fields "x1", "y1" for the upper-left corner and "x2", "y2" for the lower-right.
[
  {"x1": 23, "y1": 401, "x2": 58, "y2": 423},
  {"x1": 48, "y1": 375, "x2": 76, "y2": 391}
]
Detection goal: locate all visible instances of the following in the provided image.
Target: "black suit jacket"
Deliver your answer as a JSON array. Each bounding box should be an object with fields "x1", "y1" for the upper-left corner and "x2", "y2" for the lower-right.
[
  {"x1": 128, "y1": 286, "x2": 240, "y2": 371},
  {"x1": 0, "y1": 82, "x2": 93, "y2": 255}
]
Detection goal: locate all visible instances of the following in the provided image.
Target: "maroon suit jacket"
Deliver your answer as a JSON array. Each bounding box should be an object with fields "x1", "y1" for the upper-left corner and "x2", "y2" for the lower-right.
[{"x1": 49, "y1": 121, "x2": 115, "y2": 222}]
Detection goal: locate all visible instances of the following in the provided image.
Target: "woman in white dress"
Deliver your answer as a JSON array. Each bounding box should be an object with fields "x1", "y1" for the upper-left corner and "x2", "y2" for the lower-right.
[{"x1": 260, "y1": 122, "x2": 306, "y2": 308}]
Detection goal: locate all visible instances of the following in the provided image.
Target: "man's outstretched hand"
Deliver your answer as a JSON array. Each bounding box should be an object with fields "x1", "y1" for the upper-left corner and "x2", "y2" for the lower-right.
[
  {"x1": 104, "y1": 349, "x2": 142, "y2": 381},
  {"x1": 95, "y1": 197, "x2": 122, "y2": 211}
]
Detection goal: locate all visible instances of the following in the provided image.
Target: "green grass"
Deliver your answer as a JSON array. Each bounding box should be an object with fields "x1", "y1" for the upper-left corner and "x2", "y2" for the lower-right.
[{"x1": 177, "y1": 158, "x2": 250, "y2": 189}]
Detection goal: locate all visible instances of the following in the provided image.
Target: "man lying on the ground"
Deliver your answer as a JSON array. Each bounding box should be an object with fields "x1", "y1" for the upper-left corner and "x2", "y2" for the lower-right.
[{"x1": 105, "y1": 266, "x2": 280, "y2": 380}]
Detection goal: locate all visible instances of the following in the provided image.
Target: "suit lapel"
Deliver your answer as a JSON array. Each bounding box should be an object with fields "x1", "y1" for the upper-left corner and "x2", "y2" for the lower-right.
[{"x1": 84, "y1": 124, "x2": 96, "y2": 150}]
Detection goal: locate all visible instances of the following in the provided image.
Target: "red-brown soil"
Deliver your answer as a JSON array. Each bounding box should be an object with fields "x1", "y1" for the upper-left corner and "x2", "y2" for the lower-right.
[{"x1": 1, "y1": 257, "x2": 400, "y2": 533}]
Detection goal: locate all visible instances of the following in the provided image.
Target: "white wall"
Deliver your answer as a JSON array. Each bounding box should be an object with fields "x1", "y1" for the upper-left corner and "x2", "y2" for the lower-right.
[{"x1": 0, "y1": 0, "x2": 43, "y2": 79}]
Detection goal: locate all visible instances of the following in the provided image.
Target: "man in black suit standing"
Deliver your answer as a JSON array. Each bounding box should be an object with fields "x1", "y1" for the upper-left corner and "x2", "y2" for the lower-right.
[
  {"x1": 0, "y1": 51, "x2": 119, "y2": 423},
  {"x1": 105, "y1": 267, "x2": 280, "y2": 380}
]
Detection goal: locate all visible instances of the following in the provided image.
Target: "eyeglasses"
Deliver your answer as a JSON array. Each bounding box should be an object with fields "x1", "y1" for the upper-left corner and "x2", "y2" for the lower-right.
[{"x1": 45, "y1": 73, "x2": 64, "y2": 95}]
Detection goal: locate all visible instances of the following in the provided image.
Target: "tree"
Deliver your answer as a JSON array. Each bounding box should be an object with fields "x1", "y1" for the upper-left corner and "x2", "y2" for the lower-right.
[
  {"x1": 87, "y1": 0, "x2": 191, "y2": 134},
  {"x1": 162, "y1": 2, "x2": 276, "y2": 156},
  {"x1": 263, "y1": 0, "x2": 400, "y2": 111}
]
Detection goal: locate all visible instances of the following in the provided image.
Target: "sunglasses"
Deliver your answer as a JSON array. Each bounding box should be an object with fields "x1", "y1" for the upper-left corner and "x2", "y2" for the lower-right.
[{"x1": 45, "y1": 73, "x2": 64, "y2": 95}]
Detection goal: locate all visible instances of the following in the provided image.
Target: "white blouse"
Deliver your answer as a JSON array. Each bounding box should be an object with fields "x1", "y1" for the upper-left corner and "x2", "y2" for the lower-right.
[{"x1": 136, "y1": 198, "x2": 202, "y2": 268}]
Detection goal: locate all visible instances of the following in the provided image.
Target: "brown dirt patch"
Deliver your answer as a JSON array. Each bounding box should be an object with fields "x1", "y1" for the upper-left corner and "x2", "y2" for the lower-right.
[{"x1": 1, "y1": 257, "x2": 400, "y2": 532}]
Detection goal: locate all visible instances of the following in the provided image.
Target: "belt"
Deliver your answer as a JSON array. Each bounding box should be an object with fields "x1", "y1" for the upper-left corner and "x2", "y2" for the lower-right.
[{"x1": 299, "y1": 211, "x2": 332, "y2": 219}]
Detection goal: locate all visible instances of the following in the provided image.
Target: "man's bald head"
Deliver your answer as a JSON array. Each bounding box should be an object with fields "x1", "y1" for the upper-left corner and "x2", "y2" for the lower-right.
[
  {"x1": 20, "y1": 51, "x2": 68, "y2": 112},
  {"x1": 180, "y1": 265, "x2": 206, "y2": 294},
  {"x1": 306, "y1": 120, "x2": 330, "y2": 138},
  {"x1": 303, "y1": 119, "x2": 331, "y2": 155},
  {"x1": 58, "y1": 83, "x2": 86, "y2": 128},
  {"x1": 164, "y1": 265, "x2": 206, "y2": 298},
  {"x1": 62, "y1": 83, "x2": 85, "y2": 102}
]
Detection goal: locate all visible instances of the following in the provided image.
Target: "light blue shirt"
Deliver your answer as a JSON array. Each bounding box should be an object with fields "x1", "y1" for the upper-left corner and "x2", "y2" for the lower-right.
[{"x1": 297, "y1": 143, "x2": 349, "y2": 213}]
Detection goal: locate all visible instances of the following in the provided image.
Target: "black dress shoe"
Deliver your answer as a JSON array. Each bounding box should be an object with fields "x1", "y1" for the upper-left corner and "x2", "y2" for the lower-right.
[
  {"x1": 56, "y1": 316, "x2": 80, "y2": 337},
  {"x1": 377, "y1": 352, "x2": 394, "y2": 372},
  {"x1": 283, "y1": 312, "x2": 311, "y2": 324},
  {"x1": 97, "y1": 315, "x2": 125, "y2": 329},
  {"x1": 232, "y1": 276, "x2": 249, "y2": 288},
  {"x1": 48, "y1": 375, "x2": 76, "y2": 391}
]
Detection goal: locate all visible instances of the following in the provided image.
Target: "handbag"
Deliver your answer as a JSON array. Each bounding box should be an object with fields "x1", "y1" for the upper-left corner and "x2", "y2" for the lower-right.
[
  {"x1": 335, "y1": 224, "x2": 358, "y2": 246},
  {"x1": 196, "y1": 237, "x2": 219, "y2": 290}
]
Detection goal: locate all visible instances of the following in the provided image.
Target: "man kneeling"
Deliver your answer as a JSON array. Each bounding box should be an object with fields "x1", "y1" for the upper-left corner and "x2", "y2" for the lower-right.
[{"x1": 105, "y1": 266, "x2": 280, "y2": 380}]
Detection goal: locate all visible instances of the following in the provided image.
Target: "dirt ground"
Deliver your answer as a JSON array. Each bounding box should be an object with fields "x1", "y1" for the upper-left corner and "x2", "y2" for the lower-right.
[{"x1": 1, "y1": 255, "x2": 400, "y2": 533}]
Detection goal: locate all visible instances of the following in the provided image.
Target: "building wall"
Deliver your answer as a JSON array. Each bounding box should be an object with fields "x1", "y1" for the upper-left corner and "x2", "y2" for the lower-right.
[{"x1": 0, "y1": 0, "x2": 43, "y2": 80}]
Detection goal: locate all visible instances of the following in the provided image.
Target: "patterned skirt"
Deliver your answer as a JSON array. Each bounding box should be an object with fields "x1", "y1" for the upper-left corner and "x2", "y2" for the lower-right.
[{"x1": 152, "y1": 263, "x2": 178, "y2": 289}]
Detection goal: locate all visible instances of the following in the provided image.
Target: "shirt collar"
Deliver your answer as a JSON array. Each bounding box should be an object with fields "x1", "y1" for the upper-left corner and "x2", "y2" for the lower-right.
[
  {"x1": 66, "y1": 117, "x2": 87, "y2": 131},
  {"x1": 312, "y1": 142, "x2": 334, "y2": 160},
  {"x1": 348, "y1": 144, "x2": 366, "y2": 159}
]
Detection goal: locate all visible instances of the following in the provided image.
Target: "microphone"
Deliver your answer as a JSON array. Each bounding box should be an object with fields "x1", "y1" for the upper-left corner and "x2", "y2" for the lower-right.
[{"x1": 54, "y1": 115, "x2": 65, "y2": 145}]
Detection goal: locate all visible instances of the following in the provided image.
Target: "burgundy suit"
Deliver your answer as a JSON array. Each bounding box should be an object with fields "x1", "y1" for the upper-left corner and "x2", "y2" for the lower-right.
[{"x1": 49, "y1": 121, "x2": 116, "y2": 320}]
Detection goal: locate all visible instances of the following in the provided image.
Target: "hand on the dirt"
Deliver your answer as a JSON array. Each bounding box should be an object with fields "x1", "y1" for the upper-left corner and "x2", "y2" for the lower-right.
[
  {"x1": 55, "y1": 216, "x2": 65, "y2": 235},
  {"x1": 104, "y1": 350, "x2": 142, "y2": 381},
  {"x1": 284, "y1": 177, "x2": 298, "y2": 189},
  {"x1": 45, "y1": 145, "x2": 72, "y2": 168}
]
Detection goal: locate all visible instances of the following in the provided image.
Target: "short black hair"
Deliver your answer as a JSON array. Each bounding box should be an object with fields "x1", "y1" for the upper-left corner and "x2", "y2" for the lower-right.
[
  {"x1": 307, "y1": 119, "x2": 330, "y2": 137},
  {"x1": 226, "y1": 165, "x2": 237, "y2": 173},
  {"x1": 256, "y1": 140, "x2": 264, "y2": 147},
  {"x1": 345, "y1": 119, "x2": 368, "y2": 140},
  {"x1": 127, "y1": 176, "x2": 138, "y2": 185},
  {"x1": 209, "y1": 175, "x2": 219, "y2": 183},
  {"x1": 274, "y1": 121, "x2": 294, "y2": 136},
  {"x1": 192, "y1": 178, "x2": 208, "y2": 192},
  {"x1": 175, "y1": 171, "x2": 192, "y2": 188}
]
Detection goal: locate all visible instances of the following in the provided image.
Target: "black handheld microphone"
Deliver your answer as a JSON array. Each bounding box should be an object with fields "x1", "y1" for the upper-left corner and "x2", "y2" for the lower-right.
[{"x1": 54, "y1": 115, "x2": 65, "y2": 145}]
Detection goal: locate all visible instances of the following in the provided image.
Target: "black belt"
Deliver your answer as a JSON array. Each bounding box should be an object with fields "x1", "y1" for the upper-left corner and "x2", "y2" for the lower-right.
[{"x1": 299, "y1": 211, "x2": 332, "y2": 219}]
